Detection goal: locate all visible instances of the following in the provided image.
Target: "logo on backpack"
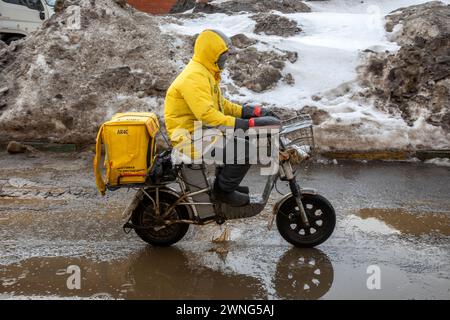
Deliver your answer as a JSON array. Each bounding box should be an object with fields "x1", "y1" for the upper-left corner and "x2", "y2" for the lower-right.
[{"x1": 116, "y1": 129, "x2": 128, "y2": 135}]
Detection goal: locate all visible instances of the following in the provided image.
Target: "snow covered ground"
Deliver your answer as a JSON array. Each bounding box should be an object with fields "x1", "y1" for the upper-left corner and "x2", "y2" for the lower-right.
[{"x1": 160, "y1": 0, "x2": 450, "y2": 151}]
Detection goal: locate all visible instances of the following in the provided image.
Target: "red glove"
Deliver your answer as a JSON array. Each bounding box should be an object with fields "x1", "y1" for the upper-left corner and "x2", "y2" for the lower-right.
[
  {"x1": 235, "y1": 116, "x2": 281, "y2": 131},
  {"x1": 249, "y1": 116, "x2": 281, "y2": 128},
  {"x1": 242, "y1": 104, "x2": 278, "y2": 119}
]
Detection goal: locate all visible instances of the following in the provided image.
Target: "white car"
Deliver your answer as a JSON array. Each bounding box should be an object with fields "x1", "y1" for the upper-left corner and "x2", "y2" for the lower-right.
[{"x1": 0, "y1": 0, "x2": 55, "y2": 44}]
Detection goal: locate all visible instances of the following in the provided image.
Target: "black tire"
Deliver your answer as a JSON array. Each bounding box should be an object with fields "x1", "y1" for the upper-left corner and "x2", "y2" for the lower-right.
[
  {"x1": 276, "y1": 193, "x2": 335, "y2": 248},
  {"x1": 131, "y1": 190, "x2": 190, "y2": 247}
]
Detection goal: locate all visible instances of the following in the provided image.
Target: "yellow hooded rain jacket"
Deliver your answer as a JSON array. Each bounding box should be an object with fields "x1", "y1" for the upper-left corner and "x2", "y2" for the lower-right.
[{"x1": 164, "y1": 30, "x2": 243, "y2": 156}]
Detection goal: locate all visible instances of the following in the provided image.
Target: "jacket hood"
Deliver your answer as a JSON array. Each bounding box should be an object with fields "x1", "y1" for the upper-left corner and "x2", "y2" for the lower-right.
[{"x1": 192, "y1": 30, "x2": 230, "y2": 80}]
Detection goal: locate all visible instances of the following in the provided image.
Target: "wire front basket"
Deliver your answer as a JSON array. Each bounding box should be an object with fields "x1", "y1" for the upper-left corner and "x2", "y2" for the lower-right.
[{"x1": 280, "y1": 114, "x2": 315, "y2": 155}]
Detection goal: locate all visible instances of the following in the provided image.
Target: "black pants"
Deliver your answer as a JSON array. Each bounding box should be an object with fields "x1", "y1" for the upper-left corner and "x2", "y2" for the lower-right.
[{"x1": 208, "y1": 137, "x2": 251, "y2": 193}]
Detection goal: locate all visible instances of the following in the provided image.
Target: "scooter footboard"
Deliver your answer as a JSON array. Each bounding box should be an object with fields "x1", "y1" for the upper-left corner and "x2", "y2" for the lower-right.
[{"x1": 216, "y1": 195, "x2": 265, "y2": 220}]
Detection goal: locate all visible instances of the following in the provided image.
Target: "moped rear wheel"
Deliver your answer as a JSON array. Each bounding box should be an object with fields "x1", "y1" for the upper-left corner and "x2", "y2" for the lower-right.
[
  {"x1": 276, "y1": 194, "x2": 335, "y2": 248},
  {"x1": 132, "y1": 191, "x2": 190, "y2": 247}
]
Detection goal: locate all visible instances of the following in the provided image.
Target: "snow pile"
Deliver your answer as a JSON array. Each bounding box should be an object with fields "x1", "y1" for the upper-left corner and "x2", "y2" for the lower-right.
[
  {"x1": 359, "y1": 1, "x2": 450, "y2": 145},
  {"x1": 227, "y1": 34, "x2": 298, "y2": 92},
  {"x1": 0, "y1": 0, "x2": 449, "y2": 151},
  {"x1": 0, "y1": 0, "x2": 185, "y2": 144},
  {"x1": 252, "y1": 13, "x2": 302, "y2": 37},
  {"x1": 170, "y1": 0, "x2": 196, "y2": 14},
  {"x1": 190, "y1": 0, "x2": 311, "y2": 14},
  {"x1": 162, "y1": 0, "x2": 450, "y2": 151}
]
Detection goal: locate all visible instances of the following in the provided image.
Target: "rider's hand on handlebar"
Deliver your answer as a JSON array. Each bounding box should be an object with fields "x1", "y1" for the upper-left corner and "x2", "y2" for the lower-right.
[
  {"x1": 249, "y1": 116, "x2": 281, "y2": 128},
  {"x1": 234, "y1": 116, "x2": 281, "y2": 131},
  {"x1": 242, "y1": 104, "x2": 280, "y2": 119}
]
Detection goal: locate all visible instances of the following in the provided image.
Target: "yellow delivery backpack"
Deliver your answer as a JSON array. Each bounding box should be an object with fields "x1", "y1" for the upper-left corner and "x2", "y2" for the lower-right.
[{"x1": 94, "y1": 112, "x2": 160, "y2": 195}]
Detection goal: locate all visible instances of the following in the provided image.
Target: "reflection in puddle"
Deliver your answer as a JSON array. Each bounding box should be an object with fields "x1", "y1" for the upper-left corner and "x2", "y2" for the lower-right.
[
  {"x1": 357, "y1": 208, "x2": 450, "y2": 236},
  {"x1": 274, "y1": 249, "x2": 333, "y2": 300},
  {"x1": 0, "y1": 247, "x2": 334, "y2": 300}
]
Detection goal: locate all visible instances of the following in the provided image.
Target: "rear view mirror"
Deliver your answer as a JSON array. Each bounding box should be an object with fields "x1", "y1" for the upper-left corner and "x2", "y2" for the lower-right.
[{"x1": 39, "y1": 11, "x2": 45, "y2": 20}]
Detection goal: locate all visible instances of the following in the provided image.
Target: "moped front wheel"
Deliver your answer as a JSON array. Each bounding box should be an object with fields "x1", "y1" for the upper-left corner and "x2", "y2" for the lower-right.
[{"x1": 276, "y1": 194, "x2": 335, "y2": 248}]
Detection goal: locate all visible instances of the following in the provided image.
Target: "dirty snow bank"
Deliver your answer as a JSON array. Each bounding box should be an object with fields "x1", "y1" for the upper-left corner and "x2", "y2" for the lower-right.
[
  {"x1": 0, "y1": 0, "x2": 449, "y2": 152},
  {"x1": 360, "y1": 1, "x2": 450, "y2": 140},
  {"x1": 162, "y1": 0, "x2": 450, "y2": 151},
  {"x1": 0, "y1": 0, "x2": 184, "y2": 144}
]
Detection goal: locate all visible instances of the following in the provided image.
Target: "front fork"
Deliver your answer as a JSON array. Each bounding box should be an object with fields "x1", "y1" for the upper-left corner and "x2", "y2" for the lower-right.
[{"x1": 281, "y1": 161, "x2": 311, "y2": 227}]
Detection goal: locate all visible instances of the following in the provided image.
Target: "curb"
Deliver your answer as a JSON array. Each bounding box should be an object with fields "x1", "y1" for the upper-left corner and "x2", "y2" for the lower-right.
[
  {"x1": 0, "y1": 142, "x2": 77, "y2": 153},
  {"x1": 320, "y1": 150, "x2": 450, "y2": 161},
  {"x1": 414, "y1": 150, "x2": 450, "y2": 161},
  {"x1": 25, "y1": 142, "x2": 77, "y2": 153}
]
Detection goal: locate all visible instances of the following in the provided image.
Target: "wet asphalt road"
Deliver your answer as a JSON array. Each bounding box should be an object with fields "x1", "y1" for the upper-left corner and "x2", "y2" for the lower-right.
[{"x1": 0, "y1": 151, "x2": 449, "y2": 299}]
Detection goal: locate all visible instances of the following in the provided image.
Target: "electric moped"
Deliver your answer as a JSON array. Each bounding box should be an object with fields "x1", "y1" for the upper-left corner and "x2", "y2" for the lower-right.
[{"x1": 121, "y1": 114, "x2": 336, "y2": 247}]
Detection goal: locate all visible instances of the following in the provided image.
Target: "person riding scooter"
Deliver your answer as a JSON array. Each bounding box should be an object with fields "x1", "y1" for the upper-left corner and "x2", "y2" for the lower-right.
[{"x1": 164, "y1": 29, "x2": 280, "y2": 207}]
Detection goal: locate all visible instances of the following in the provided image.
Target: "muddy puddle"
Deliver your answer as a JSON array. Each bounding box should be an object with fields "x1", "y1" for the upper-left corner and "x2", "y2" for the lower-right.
[
  {"x1": 356, "y1": 208, "x2": 450, "y2": 236},
  {"x1": 1, "y1": 154, "x2": 450, "y2": 299},
  {"x1": 2, "y1": 243, "x2": 449, "y2": 300},
  {"x1": 1, "y1": 247, "x2": 334, "y2": 300}
]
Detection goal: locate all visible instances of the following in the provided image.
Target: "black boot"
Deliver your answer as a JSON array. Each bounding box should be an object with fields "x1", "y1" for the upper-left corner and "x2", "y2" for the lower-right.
[
  {"x1": 215, "y1": 165, "x2": 249, "y2": 194},
  {"x1": 213, "y1": 181, "x2": 249, "y2": 207},
  {"x1": 236, "y1": 186, "x2": 250, "y2": 194}
]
